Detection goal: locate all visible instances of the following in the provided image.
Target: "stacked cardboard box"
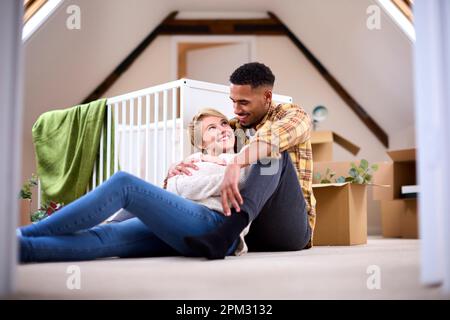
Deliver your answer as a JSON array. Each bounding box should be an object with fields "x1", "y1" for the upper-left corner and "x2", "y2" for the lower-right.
[
  {"x1": 311, "y1": 131, "x2": 370, "y2": 246},
  {"x1": 373, "y1": 148, "x2": 418, "y2": 239}
]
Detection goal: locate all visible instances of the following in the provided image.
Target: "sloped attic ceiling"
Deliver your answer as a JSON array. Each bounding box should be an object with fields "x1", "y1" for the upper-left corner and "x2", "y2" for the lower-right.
[{"x1": 23, "y1": 0, "x2": 414, "y2": 152}]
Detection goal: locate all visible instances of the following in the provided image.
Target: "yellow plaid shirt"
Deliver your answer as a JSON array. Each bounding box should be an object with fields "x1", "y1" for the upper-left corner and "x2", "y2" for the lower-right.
[{"x1": 230, "y1": 102, "x2": 316, "y2": 247}]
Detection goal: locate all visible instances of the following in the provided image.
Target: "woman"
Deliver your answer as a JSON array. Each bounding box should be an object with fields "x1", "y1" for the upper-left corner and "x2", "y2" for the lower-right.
[{"x1": 18, "y1": 109, "x2": 250, "y2": 262}]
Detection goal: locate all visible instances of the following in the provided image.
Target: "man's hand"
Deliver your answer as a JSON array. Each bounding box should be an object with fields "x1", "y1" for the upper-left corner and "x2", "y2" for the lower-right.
[
  {"x1": 167, "y1": 158, "x2": 200, "y2": 178},
  {"x1": 220, "y1": 163, "x2": 243, "y2": 216}
]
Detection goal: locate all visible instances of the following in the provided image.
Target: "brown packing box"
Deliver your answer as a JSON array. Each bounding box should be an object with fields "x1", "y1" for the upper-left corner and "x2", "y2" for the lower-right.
[
  {"x1": 373, "y1": 148, "x2": 417, "y2": 201},
  {"x1": 312, "y1": 182, "x2": 368, "y2": 246},
  {"x1": 371, "y1": 148, "x2": 419, "y2": 238},
  {"x1": 312, "y1": 161, "x2": 387, "y2": 246},
  {"x1": 381, "y1": 199, "x2": 418, "y2": 238},
  {"x1": 311, "y1": 131, "x2": 360, "y2": 162}
]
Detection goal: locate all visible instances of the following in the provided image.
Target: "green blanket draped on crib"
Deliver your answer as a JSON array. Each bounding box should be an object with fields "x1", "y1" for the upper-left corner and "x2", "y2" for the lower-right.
[{"x1": 32, "y1": 98, "x2": 116, "y2": 206}]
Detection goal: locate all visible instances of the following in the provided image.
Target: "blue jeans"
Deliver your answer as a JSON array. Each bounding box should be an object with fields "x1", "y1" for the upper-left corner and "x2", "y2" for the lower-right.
[
  {"x1": 109, "y1": 152, "x2": 311, "y2": 252},
  {"x1": 19, "y1": 171, "x2": 238, "y2": 262}
]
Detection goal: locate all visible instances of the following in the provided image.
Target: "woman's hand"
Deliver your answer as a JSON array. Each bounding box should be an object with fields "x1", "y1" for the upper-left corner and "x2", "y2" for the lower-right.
[
  {"x1": 200, "y1": 154, "x2": 227, "y2": 166},
  {"x1": 167, "y1": 158, "x2": 200, "y2": 178}
]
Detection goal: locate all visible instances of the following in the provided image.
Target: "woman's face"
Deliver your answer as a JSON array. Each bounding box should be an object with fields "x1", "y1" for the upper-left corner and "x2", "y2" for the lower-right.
[{"x1": 201, "y1": 116, "x2": 235, "y2": 154}]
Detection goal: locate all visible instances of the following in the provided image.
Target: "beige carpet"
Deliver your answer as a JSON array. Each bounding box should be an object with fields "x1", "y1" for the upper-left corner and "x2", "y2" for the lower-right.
[{"x1": 13, "y1": 237, "x2": 448, "y2": 300}]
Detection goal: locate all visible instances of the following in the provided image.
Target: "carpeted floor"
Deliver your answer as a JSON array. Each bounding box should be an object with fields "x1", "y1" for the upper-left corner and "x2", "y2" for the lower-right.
[{"x1": 12, "y1": 237, "x2": 448, "y2": 299}]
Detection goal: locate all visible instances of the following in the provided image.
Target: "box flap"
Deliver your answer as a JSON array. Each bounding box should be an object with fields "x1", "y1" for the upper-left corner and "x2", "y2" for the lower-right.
[
  {"x1": 332, "y1": 132, "x2": 360, "y2": 156},
  {"x1": 313, "y1": 182, "x2": 390, "y2": 188},
  {"x1": 312, "y1": 182, "x2": 350, "y2": 188},
  {"x1": 311, "y1": 131, "x2": 334, "y2": 144},
  {"x1": 387, "y1": 148, "x2": 416, "y2": 162},
  {"x1": 311, "y1": 131, "x2": 360, "y2": 156}
]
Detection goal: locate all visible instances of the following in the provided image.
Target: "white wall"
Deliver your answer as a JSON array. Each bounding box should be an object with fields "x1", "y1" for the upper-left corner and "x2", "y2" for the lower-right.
[
  {"x1": 186, "y1": 43, "x2": 250, "y2": 86},
  {"x1": 104, "y1": 37, "x2": 174, "y2": 98},
  {"x1": 274, "y1": 0, "x2": 415, "y2": 151}
]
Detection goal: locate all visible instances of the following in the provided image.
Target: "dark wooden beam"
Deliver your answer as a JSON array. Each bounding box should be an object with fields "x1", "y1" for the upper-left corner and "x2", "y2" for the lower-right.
[
  {"x1": 81, "y1": 11, "x2": 178, "y2": 103},
  {"x1": 159, "y1": 18, "x2": 285, "y2": 35},
  {"x1": 392, "y1": 0, "x2": 413, "y2": 22},
  {"x1": 267, "y1": 12, "x2": 389, "y2": 148},
  {"x1": 24, "y1": 0, "x2": 48, "y2": 23}
]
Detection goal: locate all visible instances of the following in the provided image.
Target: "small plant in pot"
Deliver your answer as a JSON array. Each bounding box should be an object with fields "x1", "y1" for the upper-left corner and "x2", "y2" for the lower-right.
[
  {"x1": 315, "y1": 159, "x2": 379, "y2": 184},
  {"x1": 19, "y1": 174, "x2": 64, "y2": 223}
]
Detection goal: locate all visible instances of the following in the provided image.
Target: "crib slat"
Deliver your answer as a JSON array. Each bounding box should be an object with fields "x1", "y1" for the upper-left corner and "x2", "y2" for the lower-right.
[
  {"x1": 163, "y1": 90, "x2": 168, "y2": 177},
  {"x1": 145, "y1": 94, "x2": 150, "y2": 181},
  {"x1": 114, "y1": 102, "x2": 119, "y2": 174},
  {"x1": 179, "y1": 84, "x2": 185, "y2": 162},
  {"x1": 99, "y1": 124, "x2": 104, "y2": 184},
  {"x1": 154, "y1": 92, "x2": 159, "y2": 184},
  {"x1": 106, "y1": 104, "x2": 112, "y2": 179},
  {"x1": 129, "y1": 99, "x2": 134, "y2": 175},
  {"x1": 37, "y1": 179, "x2": 41, "y2": 210},
  {"x1": 137, "y1": 96, "x2": 142, "y2": 179},
  {"x1": 92, "y1": 158, "x2": 97, "y2": 189},
  {"x1": 106, "y1": 80, "x2": 184, "y2": 105},
  {"x1": 121, "y1": 100, "x2": 127, "y2": 171},
  {"x1": 172, "y1": 88, "x2": 177, "y2": 164}
]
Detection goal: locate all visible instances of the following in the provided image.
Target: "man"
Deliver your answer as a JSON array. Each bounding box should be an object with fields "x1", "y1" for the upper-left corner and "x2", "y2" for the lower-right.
[{"x1": 168, "y1": 62, "x2": 316, "y2": 259}]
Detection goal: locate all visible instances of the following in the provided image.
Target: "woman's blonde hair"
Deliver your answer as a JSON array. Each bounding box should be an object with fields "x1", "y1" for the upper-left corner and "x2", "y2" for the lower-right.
[{"x1": 188, "y1": 108, "x2": 230, "y2": 151}]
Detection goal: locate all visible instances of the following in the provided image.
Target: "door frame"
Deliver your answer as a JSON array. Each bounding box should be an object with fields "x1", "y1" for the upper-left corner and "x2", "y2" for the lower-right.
[{"x1": 171, "y1": 35, "x2": 257, "y2": 81}]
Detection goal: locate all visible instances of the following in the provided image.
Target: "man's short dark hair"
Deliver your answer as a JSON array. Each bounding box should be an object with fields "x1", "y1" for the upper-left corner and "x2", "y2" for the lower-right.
[{"x1": 229, "y1": 62, "x2": 275, "y2": 88}]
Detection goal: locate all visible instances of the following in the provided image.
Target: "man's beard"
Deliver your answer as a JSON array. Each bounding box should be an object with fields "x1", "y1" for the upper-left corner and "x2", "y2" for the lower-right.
[{"x1": 239, "y1": 121, "x2": 252, "y2": 129}]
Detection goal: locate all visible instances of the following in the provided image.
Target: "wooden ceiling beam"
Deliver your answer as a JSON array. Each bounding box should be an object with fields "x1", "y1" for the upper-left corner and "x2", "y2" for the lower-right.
[{"x1": 159, "y1": 18, "x2": 285, "y2": 35}]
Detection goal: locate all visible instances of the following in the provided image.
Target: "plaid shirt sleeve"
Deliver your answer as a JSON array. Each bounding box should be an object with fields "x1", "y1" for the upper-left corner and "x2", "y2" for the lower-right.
[{"x1": 251, "y1": 105, "x2": 312, "y2": 157}]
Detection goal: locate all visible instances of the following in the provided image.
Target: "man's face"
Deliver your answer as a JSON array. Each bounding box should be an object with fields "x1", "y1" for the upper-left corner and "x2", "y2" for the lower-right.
[{"x1": 229, "y1": 84, "x2": 272, "y2": 128}]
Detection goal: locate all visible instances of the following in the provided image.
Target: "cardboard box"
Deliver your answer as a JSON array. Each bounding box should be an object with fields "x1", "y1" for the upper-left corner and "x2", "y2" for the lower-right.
[
  {"x1": 381, "y1": 198, "x2": 418, "y2": 238},
  {"x1": 373, "y1": 148, "x2": 416, "y2": 201},
  {"x1": 20, "y1": 199, "x2": 31, "y2": 226},
  {"x1": 312, "y1": 182, "x2": 367, "y2": 246},
  {"x1": 311, "y1": 131, "x2": 360, "y2": 162}
]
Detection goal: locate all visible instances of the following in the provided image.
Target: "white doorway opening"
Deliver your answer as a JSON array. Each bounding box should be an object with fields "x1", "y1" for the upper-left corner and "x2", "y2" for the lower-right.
[{"x1": 171, "y1": 36, "x2": 256, "y2": 85}]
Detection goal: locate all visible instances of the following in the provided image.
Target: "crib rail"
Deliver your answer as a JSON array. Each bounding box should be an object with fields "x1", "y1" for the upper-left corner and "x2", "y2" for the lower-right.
[
  {"x1": 37, "y1": 79, "x2": 292, "y2": 210},
  {"x1": 91, "y1": 80, "x2": 184, "y2": 191}
]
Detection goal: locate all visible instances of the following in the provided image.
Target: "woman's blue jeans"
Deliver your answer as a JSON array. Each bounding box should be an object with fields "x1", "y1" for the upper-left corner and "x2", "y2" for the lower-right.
[{"x1": 19, "y1": 171, "x2": 238, "y2": 262}]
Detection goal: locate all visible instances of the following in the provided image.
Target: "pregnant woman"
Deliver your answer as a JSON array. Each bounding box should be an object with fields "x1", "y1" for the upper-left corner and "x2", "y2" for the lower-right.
[{"x1": 18, "y1": 108, "x2": 310, "y2": 262}]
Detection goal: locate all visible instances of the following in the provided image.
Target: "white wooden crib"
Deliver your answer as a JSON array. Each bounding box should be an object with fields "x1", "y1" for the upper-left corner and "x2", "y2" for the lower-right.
[{"x1": 37, "y1": 79, "x2": 292, "y2": 209}]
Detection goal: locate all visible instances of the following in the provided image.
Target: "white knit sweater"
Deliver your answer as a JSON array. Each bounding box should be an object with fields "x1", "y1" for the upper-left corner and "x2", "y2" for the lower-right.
[{"x1": 166, "y1": 152, "x2": 250, "y2": 255}]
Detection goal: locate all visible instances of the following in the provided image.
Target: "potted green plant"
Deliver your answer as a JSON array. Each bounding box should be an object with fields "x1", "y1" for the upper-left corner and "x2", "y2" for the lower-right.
[
  {"x1": 19, "y1": 174, "x2": 64, "y2": 223},
  {"x1": 315, "y1": 159, "x2": 379, "y2": 184}
]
